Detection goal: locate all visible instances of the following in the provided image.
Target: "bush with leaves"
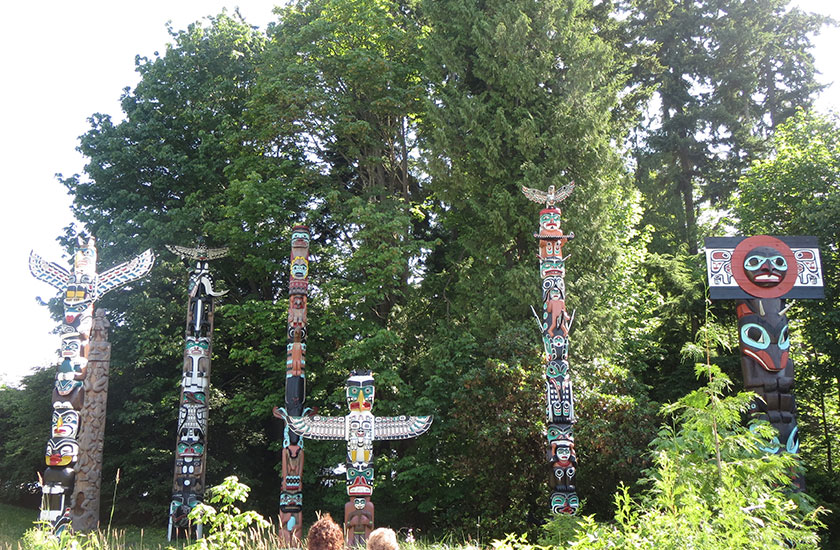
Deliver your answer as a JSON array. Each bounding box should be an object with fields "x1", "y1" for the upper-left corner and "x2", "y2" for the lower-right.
[
  {"x1": 186, "y1": 476, "x2": 270, "y2": 550},
  {"x1": 508, "y1": 364, "x2": 827, "y2": 550}
]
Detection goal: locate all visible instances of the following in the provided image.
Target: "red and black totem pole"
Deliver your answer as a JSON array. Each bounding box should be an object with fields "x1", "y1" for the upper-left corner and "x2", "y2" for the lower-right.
[
  {"x1": 165, "y1": 244, "x2": 229, "y2": 540},
  {"x1": 277, "y1": 226, "x2": 311, "y2": 544},
  {"x1": 29, "y1": 234, "x2": 154, "y2": 533},
  {"x1": 522, "y1": 183, "x2": 579, "y2": 515},
  {"x1": 705, "y1": 235, "x2": 824, "y2": 486}
]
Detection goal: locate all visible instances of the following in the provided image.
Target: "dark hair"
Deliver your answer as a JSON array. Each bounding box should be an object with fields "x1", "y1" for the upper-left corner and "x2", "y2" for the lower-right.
[{"x1": 307, "y1": 513, "x2": 344, "y2": 550}]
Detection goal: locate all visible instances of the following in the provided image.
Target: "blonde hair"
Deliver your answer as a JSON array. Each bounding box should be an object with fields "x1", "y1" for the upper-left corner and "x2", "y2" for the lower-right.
[{"x1": 366, "y1": 527, "x2": 399, "y2": 550}]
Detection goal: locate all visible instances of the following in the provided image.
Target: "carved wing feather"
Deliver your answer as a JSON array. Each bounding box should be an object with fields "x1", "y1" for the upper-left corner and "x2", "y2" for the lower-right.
[
  {"x1": 521, "y1": 186, "x2": 549, "y2": 205},
  {"x1": 96, "y1": 249, "x2": 155, "y2": 297},
  {"x1": 166, "y1": 245, "x2": 229, "y2": 261},
  {"x1": 373, "y1": 415, "x2": 433, "y2": 440},
  {"x1": 274, "y1": 407, "x2": 346, "y2": 440},
  {"x1": 29, "y1": 251, "x2": 70, "y2": 291},
  {"x1": 554, "y1": 182, "x2": 575, "y2": 203}
]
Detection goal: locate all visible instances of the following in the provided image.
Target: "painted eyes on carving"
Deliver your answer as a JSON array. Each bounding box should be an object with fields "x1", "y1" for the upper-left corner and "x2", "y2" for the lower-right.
[
  {"x1": 740, "y1": 323, "x2": 790, "y2": 350},
  {"x1": 741, "y1": 323, "x2": 770, "y2": 349},
  {"x1": 779, "y1": 325, "x2": 790, "y2": 350},
  {"x1": 744, "y1": 255, "x2": 787, "y2": 271}
]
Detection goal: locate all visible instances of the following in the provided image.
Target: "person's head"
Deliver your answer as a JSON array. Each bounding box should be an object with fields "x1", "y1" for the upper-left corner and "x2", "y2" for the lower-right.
[
  {"x1": 366, "y1": 527, "x2": 398, "y2": 550},
  {"x1": 307, "y1": 513, "x2": 344, "y2": 550}
]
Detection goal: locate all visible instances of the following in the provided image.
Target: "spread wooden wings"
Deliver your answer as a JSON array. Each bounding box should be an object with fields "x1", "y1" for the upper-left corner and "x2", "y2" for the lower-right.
[
  {"x1": 374, "y1": 415, "x2": 433, "y2": 440},
  {"x1": 29, "y1": 251, "x2": 70, "y2": 291},
  {"x1": 166, "y1": 245, "x2": 229, "y2": 261},
  {"x1": 96, "y1": 249, "x2": 155, "y2": 297},
  {"x1": 273, "y1": 407, "x2": 346, "y2": 440},
  {"x1": 521, "y1": 183, "x2": 575, "y2": 206}
]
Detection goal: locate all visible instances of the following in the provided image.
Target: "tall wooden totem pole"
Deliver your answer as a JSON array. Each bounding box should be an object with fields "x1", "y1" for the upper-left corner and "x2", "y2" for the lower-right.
[
  {"x1": 277, "y1": 226, "x2": 311, "y2": 544},
  {"x1": 705, "y1": 236, "x2": 824, "y2": 483},
  {"x1": 72, "y1": 309, "x2": 112, "y2": 531},
  {"x1": 275, "y1": 371, "x2": 433, "y2": 547},
  {"x1": 165, "y1": 244, "x2": 229, "y2": 540},
  {"x1": 29, "y1": 234, "x2": 154, "y2": 533},
  {"x1": 522, "y1": 184, "x2": 579, "y2": 515}
]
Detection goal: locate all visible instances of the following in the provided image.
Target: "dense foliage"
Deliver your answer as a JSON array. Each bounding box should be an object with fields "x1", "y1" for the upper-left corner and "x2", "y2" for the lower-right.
[{"x1": 1, "y1": 0, "x2": 836, "y2": 545}]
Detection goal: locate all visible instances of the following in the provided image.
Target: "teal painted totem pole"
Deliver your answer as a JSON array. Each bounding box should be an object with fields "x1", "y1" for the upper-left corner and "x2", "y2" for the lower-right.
[
  {"x1": 705, "y1": 235, "x2": 824, "y2": 487},
  {"x1": 276, "y1": 226, "x2": 311, "y2": 544},
  {"x1": 29, "y1": 234, "x2": 154, "y2": 533},
  {"x1": 522, "y1": 184, "x2": 579, "y2": 515},
  {"x1": 275, "y1": 371, "x2": 433, "y2": 547},
  {"x1": 165, "y1": 244, "x2": 229, "y2": 540}
]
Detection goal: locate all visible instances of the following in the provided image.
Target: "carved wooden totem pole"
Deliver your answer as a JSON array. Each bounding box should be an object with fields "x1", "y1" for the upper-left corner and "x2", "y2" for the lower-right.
[
  {"x1": 72, "y1": 309, "x2": 111, "y2": 531},
  {"x1": 278, "y1": 226, "x2": 311, "y2": 544},
  {"x1": 522, "y1": 184, "x2": 579, "y2": 515},
  {"x1": 705, "y1": 236, "x2": 824, "y2": 486},
  {"x1": 165, "y1": 244, "x2": 229, "y2": 541},
  {"x1": 275, "y1": 371, "x2": 433, "y2": 547},
  {"x1": 29, "y1": 234, "x2": 154, "y2": 533}
]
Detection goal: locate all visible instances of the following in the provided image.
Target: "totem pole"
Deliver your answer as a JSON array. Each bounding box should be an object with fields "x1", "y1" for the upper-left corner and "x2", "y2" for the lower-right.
[
  {"x1": 278, "y1": 226, "x2": 311, "y2": 544},
  {"x1": 71, "y1": 309, "x2": 111, "y2": 531},
  {"x1": 29, "y1": 235, "x2": 154, "y2": 533},
  {"x1": 274, "y1": 371, "x2": 433, "y2": 547},
  {"x1": 165, "y1": 244, "x2": 229, "y2": 541},
  {"x1": 522, "y1": 183, "x2": 579, "y2": 516},
  {"x1": 705, "y1": 236, "x2": 824, "y2": 485}
]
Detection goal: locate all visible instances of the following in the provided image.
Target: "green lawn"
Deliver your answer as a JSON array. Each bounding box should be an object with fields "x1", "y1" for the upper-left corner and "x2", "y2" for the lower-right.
[
  {"x1": 0, "y1": 502, "x2": 181, "y2": 550},
  {"x1": 0, "y1": 502, "x2": 37, "y2": 548}
]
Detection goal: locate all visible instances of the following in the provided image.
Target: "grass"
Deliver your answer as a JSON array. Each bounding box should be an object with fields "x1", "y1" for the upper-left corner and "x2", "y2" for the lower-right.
[
  {"x1": 0, "y1": 502, "x2": 186, "y2": 550},
  {"x1": 0, "y1": 501, "x2": 485, "y2": 550},
  {"x1": 0, "y1": 502, "x2": 37, "y2": 545}
]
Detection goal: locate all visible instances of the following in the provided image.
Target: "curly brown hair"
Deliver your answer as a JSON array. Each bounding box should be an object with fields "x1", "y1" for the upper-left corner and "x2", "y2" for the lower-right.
[{"x1": 307, "y1": 513, "x2": 345, "y2": 550}]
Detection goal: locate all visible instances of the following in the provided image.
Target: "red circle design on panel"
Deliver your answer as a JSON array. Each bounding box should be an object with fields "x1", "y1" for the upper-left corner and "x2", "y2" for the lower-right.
[{"x1": 731, "y1": 235, "x2": 797, "y2": 298}]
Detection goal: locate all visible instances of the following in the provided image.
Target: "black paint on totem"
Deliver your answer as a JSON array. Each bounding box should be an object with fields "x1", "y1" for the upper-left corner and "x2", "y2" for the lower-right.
[{"x1": 165, "y1": 244, "x2": 228, "y2": 541}]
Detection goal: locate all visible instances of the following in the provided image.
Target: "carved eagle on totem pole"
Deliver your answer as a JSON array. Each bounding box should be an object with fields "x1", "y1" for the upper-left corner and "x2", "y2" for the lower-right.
[{"x1": 521, "y1": 182, "x2": 575, "y2": 208}]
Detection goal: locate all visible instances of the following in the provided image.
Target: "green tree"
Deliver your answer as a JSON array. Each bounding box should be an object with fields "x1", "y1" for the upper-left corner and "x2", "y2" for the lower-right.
[
  {"x1": 0, "y1": 370, "x2": 55, "y2": 506},
  {"x1": 249, "y1": 0, "x2": 440, "y2": 526},
  {"x1": 632, "y1": 0, "x2": 828, "y2": 256},
  {"x1": 417, "y1": 0, "x2": 659, "y2": 532},
  {"x1": 54, "y1": 12, "x2": 308, "y2": 522}
]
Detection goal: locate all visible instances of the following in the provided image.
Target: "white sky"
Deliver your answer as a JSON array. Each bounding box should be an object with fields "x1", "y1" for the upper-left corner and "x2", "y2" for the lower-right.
[{"x1": 1, "y1": 1, "x2": 838, "y2": 385}]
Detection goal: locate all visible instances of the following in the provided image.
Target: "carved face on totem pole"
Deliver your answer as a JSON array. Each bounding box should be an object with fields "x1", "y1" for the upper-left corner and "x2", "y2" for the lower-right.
[
  {"x1": 291, "y1": 256, "x2": 309, "y2": 281},
  {"x1": 737, "y1": 301, "x2": 792, "y2": 374},
  {"x1": 291, "y1": 227, "x2": 311, "y2": 248},
  {"x1": 538, "y1": 208, "x2": 564, "y2": 238},
  {"x1": 279, "y1": 492, "x2": 303, "y2": 512},
  {"x1": 51, "y1": 410, "x2": 80, "y2": 438},
  {"x1": 551, "y1": 491, "x2": 579, "y2": 515},
  {"x1": 45, "y1": 438, "x2": 79, "y2": 467},
  {"x1": 347, "y1": 372, "x2": 375, "y2": 412},
  {"x1": 742, "y1": 247, "x2": 789, "y2": 287},
  {"x1": 346, "y1": 466, "x2": 374, "y2": 497},
  {"x1": 730, "y1": 236, "x2": 798, "y2": 299}
]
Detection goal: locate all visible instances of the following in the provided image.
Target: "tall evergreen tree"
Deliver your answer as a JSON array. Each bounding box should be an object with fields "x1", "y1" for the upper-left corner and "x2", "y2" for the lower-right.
[
  {"x1": 632, "y1": 0, "x2": 828, "y2": 255},
  {"x1": 418, "y1": 0, "x2": 658, "y2": 530}
]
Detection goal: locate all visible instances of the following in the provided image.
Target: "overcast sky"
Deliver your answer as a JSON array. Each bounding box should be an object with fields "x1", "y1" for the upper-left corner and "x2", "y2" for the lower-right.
[{"x1": 1, "y1": 1, "x2": 838, "y2": 385}]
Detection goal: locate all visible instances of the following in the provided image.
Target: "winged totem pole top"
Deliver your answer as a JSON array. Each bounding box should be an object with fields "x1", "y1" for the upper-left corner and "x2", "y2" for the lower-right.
[{"x1": 522, "y1": 182, "x2": 575, "y2": 208}]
